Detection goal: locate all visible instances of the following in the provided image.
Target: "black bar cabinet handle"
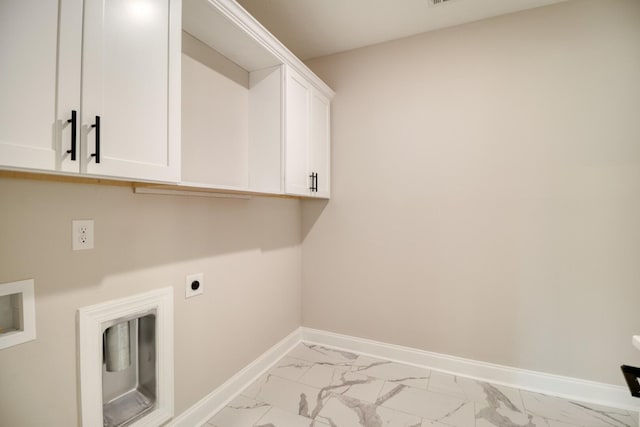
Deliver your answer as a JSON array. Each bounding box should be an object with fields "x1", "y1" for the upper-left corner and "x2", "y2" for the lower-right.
[
  {"x1": 91, "y1": 115, "x2": 101, "y2": 164},
  {"x1": 66, "y1": 110, "x2": 77, "y2": 161},
  {"x1": 621, "y1": 365, "x2": 640, "y2": 398},
  {"x1": 308, "y1": 172, "x2": 319, "y2": 192}
]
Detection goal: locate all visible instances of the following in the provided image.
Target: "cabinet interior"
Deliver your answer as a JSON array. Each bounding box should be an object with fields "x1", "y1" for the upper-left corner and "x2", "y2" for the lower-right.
[{"x1": 181, "y1": 1, "x2": 285, "y2": 194}]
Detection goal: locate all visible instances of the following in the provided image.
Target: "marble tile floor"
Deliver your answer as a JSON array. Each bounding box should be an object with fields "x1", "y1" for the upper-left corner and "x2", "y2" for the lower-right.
[{"x1": 206, "y1": 343, "x2": 639, "y2": 427}]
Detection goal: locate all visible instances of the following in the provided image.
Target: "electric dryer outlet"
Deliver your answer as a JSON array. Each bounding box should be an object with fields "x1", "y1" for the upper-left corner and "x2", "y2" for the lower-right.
[{"x1": 185, "y1": 273, "x2": 204, "y2": 298}]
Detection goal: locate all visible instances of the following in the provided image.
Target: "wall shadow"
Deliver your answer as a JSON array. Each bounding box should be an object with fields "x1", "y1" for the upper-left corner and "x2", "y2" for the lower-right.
[{"x1": 301, "y1": 198, "x2": 329, "y2": 240}]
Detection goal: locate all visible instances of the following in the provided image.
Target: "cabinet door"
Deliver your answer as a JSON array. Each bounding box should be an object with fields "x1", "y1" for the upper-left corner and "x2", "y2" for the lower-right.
[
  {"x1": 81, "y1": 0, "x2": 180, "y2": 182},
  {"x1": 0, "y1": 0, "x2": 82, "y2": 173},
  {"x1": 284, "y1": 68, "x2": 312, "y2": 196},
  {"x1": 309, "y1": 90, "x2": 330, "y2": 198}
]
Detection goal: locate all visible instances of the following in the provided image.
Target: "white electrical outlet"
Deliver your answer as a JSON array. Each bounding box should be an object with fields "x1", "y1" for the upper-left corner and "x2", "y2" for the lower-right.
[
  {"x1": 185, "y1": 273, "x2": 204, "y2": 298},
  {"x1": 72, "y1": 220, "x2": 94, "y2": 251}
]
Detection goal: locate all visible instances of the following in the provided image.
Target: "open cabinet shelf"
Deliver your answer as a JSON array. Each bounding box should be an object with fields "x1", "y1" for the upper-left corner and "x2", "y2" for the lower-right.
[
  {"x1": 181, "y1": 31, "x2": 283, "y2": 194},
  {"x1": 180, "y1": 0, "x2": 334, "y2": 199}
]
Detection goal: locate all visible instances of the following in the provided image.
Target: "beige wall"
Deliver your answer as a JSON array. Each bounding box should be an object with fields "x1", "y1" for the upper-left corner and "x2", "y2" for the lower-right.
[
  {"x1": 0, "y1": 177, "x2": 302, "y2": 426},
  {"x1": 303, "y1": 0, "x2": 640, "y2": 385}
]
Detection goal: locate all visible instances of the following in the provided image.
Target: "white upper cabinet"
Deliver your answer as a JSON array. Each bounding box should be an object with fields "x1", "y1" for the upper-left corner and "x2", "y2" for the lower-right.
[
  {"x1": 2, "y1": 0, "x2": 331, "y2": 197},
  {"x1": 284, "y1": 66, "x2": 331, "y2": 198},
  {"x1": 0, "y1": 0, "x2": 180, "y2": 183},
  {"x1": 82, "y1": 0, "x2": 180, "y2": 182},
  {"x1": 0, "y1": 0, "x2": 82, "y2": 174}
]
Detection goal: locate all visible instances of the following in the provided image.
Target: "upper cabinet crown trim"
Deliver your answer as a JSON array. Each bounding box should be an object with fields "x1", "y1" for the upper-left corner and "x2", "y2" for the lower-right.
[{"x1": 183, "y1": 0, "x2": 335, "y2": 99}]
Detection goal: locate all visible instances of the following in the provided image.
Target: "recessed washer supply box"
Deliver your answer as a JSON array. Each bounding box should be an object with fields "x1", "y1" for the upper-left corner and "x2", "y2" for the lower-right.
[{"x1": 0, "y1": 279, "x2": 36, "y2": 351}]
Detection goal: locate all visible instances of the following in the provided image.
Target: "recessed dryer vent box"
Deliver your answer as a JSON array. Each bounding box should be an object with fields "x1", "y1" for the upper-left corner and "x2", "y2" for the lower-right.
[
  {"x1": 78, "y1": 287, "x2": 174, "y2": 427},
  {"x1": 0, "y1": 279, "x2": 36, "y2": 350}
]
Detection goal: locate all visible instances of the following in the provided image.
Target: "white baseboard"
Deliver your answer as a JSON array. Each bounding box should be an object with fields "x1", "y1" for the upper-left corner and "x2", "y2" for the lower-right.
[
  {"x1": 168, "y1": 328, "x2": 302, "y2": 427},
  {"x1": 300, "y1": 327, "x2": 640, "y2": 412},
  {"x1": 170, "y1": 327, "x2": 638, "y2": 426}
]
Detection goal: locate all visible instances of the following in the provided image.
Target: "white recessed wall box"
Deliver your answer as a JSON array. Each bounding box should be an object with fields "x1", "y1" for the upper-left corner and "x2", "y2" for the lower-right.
[
  {"x1": 0, "y1": 279, "x2": 36, "y2": 350},
  {"x1": 78, "y1": 287, "x2": 174, "y2": 427}
]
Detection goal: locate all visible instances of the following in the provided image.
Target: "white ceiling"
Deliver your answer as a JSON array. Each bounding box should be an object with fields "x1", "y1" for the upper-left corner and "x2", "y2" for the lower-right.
[{"x1": 236, "y1": 0, "x2": 567, "y2": 60}]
